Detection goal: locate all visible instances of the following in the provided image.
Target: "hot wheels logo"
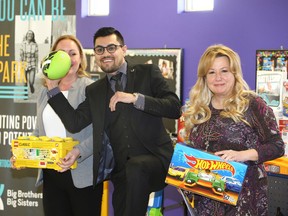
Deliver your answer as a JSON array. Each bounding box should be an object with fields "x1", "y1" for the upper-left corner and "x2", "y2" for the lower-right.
[{"x1": 184, "y1": 154, "x2": 235, "y2": 175}]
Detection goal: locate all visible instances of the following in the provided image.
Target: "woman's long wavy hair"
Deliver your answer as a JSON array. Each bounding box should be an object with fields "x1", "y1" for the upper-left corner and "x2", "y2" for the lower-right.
[{"x1": 184, "y1": 44, "x2": 255, "y2": 135}]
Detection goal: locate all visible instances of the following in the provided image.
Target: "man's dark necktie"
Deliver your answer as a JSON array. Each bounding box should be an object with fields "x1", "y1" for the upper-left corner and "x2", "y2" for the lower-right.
[{"x1": 111, "y1": 73, "x2": 123, "y2": 91}]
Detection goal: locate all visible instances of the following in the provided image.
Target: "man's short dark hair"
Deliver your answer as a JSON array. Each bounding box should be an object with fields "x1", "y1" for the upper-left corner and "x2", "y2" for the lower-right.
[{"x1": 93, "y1": 27, "x2": 125, "y2": 46}]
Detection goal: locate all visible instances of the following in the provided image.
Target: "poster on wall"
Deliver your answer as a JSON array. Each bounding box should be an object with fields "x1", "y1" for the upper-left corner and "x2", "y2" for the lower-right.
[
  {"x1": 256, "y1": 50, "x2": 288, "y2": 172},
  {"x1": 256, "y1": 50, "x2": 288, "y2": 73},
  {"x1": 256, "y1": 72, "x2": 282, "y2": 108},
  {"x1": 0, "y1": 1, "x2": 76, "y2": 215},
  {"x1": 256, "y1": 50, "x2": 288, "y2": 120},
  {"x1": 84, "y1": 48, "x2": 183, "y2": 134}
]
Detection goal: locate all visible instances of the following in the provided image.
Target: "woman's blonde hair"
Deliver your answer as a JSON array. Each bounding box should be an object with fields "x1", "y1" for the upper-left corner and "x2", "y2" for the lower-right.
[
  {"x1": 50, "y1": 35, "x2": 90, "y2": 78},
  {"x1": 184, "y1": 44, "x2": 255, "y2": 134}
]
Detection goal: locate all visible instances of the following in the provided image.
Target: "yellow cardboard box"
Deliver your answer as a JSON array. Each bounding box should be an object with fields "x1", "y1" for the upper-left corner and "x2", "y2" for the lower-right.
[
  {"x1": 264, "y1": 157, "x2": 288, "y2": 175},
  {"x1": 12, "y1": 136, "x2": 79, "y2": 170}
]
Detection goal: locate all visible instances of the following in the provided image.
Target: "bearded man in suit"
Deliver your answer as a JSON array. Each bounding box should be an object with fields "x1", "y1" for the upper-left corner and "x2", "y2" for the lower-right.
[{"x1": 45, "y1": 27, "x2": 181, "y2": 216}]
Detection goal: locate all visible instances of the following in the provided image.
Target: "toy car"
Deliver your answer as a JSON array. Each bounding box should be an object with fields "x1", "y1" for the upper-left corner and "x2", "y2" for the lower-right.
[
  {"x1": 167, "y1": 165, "x2": 187, "y2": 180},
  {"x1": 184, "y1": 169, "x2": 225, "y2": 196},
  {"x1": 221, "y1": 176, "x2": 242, "y2": 193}
]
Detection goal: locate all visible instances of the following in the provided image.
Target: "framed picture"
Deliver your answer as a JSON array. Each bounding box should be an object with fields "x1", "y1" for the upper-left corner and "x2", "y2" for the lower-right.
[
  {"x1": 84, "y1": 49, "x2": 106, "y2": 81},
  {"x1": 84, "y1": 48, "x2": 183, "y2": 134},
  {"x1": 125, "y1": 48, "x2": 183, "y2": 100}
]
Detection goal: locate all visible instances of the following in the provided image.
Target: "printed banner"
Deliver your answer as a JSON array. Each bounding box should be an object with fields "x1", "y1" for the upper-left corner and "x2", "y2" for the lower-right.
[{"x1": 0, "y1": 1, "x2": 76, "y2": 215}]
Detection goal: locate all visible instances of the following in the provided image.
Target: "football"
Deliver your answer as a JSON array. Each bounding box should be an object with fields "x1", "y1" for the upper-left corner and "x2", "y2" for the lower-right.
[{"x1": 41, "y1": 50, "x2": 71, "y2": 80}]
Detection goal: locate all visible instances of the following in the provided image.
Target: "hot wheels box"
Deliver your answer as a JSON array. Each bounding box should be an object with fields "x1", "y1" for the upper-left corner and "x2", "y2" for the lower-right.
[
  {"x1": 12, "y1": 136, "x2": 79, "y2": 170},
  {"x1": 166, "y1": 143, "x2": 248, "y2": 206}
]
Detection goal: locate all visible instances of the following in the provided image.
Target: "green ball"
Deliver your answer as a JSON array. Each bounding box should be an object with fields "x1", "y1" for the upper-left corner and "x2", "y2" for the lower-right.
[{"x1": 41, "y1": 50, "x2": 71, "y2": 80}]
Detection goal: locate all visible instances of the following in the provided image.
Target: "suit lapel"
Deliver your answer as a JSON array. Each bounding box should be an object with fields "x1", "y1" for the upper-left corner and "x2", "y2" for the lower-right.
[
  {"x1": 126, "y1": 65, "x2": 135, "y2": 93},
  {"x1": 94, "y1": 78, "x2": 109, "y2": 126}
]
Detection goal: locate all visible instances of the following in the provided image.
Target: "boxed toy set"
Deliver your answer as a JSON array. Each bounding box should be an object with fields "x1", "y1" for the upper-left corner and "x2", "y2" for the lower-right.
[
  {"x1": 11, "y1": 136, "x2": 79, "y2": 170},
  {"x1": 165, "y1": 143, "x2": 248, "y2": 206},
  {"x1": 264, "y1": 157, "x2": 288, "y2": 175},
  {"x1": 263, "y1": 119, "x2": 288, "y2": 176}
]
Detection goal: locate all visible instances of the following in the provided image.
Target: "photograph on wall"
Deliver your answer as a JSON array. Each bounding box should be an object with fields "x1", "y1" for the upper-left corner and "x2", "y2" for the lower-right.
[
  {"x1": 125, "y1": 49, "x2": 182, "y2": 100},
  {"x1": 83, "y1": 49, "x2": 106, "y2": 81},
  {"x1": 84, "y1": 48, "x2": 183, "y2": 134},
  {"x1": 256, "y1": 72, "x2": 282, "y2": 107},
  {"x1": 256, "y1": 50, "x2": 288, "y2": 120}
]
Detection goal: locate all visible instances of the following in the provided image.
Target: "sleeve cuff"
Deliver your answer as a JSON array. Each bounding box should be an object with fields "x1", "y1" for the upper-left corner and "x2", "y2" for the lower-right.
[
  {"x1": 47, "y1": 87, "x2": 61, "y2": 99},
  {"x1": 133, "y1": 93, "x2": 145, "y2": 110}
]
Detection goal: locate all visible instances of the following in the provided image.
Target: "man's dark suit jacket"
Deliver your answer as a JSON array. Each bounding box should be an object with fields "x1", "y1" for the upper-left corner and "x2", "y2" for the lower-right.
[{"x1": 48, "y1": 63, "x2": 181, "y2": 186}]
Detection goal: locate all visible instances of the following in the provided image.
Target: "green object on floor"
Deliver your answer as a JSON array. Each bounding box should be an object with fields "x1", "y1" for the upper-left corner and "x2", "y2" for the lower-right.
[{"x1": 148, "y1": 208, "x2": 162, "y2": 216}]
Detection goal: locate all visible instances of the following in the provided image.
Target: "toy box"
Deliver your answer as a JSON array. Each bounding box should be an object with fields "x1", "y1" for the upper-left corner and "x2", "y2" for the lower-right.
[
  {"x1": 165, "y1": 143, "x2": 248, "y2": 206},
  {"x1": 264, "y1": 157, "x2": 288, "y2": 175},
  {"x1": 146, "y1": 190, "x2": 163, "y2": 216},
  {"x1": 11, "y1": 136, "x2": 79, "y2": 170}
]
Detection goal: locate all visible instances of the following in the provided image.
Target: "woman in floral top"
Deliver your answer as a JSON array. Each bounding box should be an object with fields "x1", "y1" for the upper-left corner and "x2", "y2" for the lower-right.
[{"x1": 183, "y1": 44, "x2": 284, "y2": 215}]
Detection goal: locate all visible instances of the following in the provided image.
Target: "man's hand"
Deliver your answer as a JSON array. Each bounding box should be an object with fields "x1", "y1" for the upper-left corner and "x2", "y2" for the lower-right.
[{"x1": 109, "y1": 92, "x2": 136, "y2": 111}]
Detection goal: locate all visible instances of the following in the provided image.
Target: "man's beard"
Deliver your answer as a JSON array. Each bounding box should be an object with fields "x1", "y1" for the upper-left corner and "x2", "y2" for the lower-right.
[
  {"x1": 103, "y1": 69, "x2": 117, "y2": 74},
  {"x1": 100, "y1": 64, "x2": 120, "y2": 74}
]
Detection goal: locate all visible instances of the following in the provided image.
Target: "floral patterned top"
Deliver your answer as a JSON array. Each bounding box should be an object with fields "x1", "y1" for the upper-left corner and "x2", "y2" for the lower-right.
[{"x1": 188, "y1": 95, "x2": 284, "y2": 216}]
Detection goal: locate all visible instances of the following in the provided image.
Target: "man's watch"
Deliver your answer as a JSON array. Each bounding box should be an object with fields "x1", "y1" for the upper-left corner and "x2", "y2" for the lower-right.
[{"x1": 133, "y1": 93, "x2": 139, "y2": 105}]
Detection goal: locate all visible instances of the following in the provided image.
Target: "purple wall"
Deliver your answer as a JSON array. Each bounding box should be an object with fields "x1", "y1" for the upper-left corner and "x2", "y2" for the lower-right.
[
  {"x1": 76, "y1": 0, "x2": 288, "y2": 102},
  {"x1": 75, "y1": 0, "x2": 288, "y2": 214}
]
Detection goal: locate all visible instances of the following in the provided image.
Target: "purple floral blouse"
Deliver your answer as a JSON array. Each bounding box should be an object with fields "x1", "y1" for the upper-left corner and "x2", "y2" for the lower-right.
[{"x1": 189, "y1": 95, "x2": 284, "y2": 216}]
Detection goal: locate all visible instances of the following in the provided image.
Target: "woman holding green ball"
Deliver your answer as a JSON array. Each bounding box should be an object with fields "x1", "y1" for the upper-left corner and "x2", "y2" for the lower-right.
[
  {"x1": 38, "y1": 35, "x2": 103, "y2": 216},
  {"x1": 12, "y1": 35, "x2": 103, "y2": 216}
]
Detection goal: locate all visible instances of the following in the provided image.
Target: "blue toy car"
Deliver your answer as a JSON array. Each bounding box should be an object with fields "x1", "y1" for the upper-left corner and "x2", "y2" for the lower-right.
[{"x1": 221, "y1": 176, "x2": 242, "y2": 193}]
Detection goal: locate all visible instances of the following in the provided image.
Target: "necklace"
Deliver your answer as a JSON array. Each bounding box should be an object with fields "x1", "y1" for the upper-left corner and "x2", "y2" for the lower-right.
[{"x1": 204, "y1": 119, "x2": 214, "y2": 151}]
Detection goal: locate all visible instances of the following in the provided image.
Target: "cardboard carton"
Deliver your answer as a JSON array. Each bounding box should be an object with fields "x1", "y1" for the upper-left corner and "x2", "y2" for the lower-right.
[
  {"x1": 12, "y1": 136, "x2": 78, "y2": 170},
  {"x1": 264, "y1": 157, "x2": 288, "y2": 175},
  {"x1": 166, "y1": 143, "x2": 248, "y2": 206}
]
